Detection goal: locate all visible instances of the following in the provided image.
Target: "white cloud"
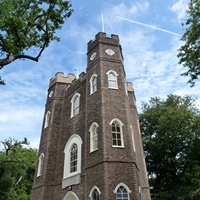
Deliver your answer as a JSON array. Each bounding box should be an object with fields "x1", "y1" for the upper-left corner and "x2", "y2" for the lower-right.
[{"x1": 171, "y1": 0, "x2": 189, "y2": 21}]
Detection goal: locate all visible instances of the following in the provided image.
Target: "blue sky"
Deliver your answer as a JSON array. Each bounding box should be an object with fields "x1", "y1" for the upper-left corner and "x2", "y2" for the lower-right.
[{"x1": 0, "y1": 0, "x2": 198, "y2": 149}]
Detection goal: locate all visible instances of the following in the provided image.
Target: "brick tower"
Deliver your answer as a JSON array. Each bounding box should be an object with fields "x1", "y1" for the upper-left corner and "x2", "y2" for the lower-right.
[{"x1": 32, "y1": 32, "x2": 151, "y2": 200}]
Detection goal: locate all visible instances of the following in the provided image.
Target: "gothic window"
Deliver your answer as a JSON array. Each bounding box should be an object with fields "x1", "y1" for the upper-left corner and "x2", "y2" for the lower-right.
[
  {"x1": 109, "y1": 119, "x2": 124, "y2": 147},
  {"x1": 116, "y1": 186, "x2": 128, "y2": 200},
  {"x1": 37, "y1": 153, "x2": 44, "y2": 177},
  {"x1": 89, "y1": 186, "x2": 101, "y2": 200},
  {"x1": 70, "y1": 144, "x2": 78, "y2": 173},
  {"x1": 114, "y1": 183, "x2": 131, "y2": 200},
  {"x1": 63, "y1": 191, "x2": 80, "y2": 200},
  {"x1": 71, "y1": 93, "x2": 81, "y2": 118},
  {"x1": 106, "y1": 70, "x2": 118, "y2": 89},
  {"x1": 89, "y1": 122, "x2": 99, "y2": 152},
  {"x1": 92, "y1": 189, "x2": 100, "y2": 200},
  {"x1": 63, "y1": 134, "x2": 83, "y2": 180},
  {"x1": 90, "y1": 74, "x2": 98, "y2": 94},
  {"x1": 44, "y1": 111, "x2": 51, "y2": 129}
]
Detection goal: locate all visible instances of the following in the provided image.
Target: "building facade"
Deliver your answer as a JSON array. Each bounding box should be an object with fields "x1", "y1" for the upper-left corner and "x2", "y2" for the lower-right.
[{"x1": 32, "y1": 32, "x2": 151, "y2": 200}]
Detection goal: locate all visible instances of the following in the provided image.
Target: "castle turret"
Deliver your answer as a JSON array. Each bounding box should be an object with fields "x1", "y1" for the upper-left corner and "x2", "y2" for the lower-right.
[{"x1": 32, "y1": 32, "x2": 151, "y2": 200}]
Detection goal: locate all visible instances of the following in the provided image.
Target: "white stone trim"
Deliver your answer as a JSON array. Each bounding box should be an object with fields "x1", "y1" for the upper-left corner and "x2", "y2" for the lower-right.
[
  {"x1": 63, "y1": 191, "x2": 79, "y2": 200},
  {"x1": 89, "y1": 186, "x2": 101, "y2": 199},
  {"x1": 109, "y1": 118, "x2": 124, "y2": 126},
  {"x1": 113, "y1": 182, "x2": 131, "y2": 200},
  {"x1": 70, "y1": 93, "x2": 81, "y2": 118},
  {"x1": 106, "y1": 70, "x2": 118, "y2": 89},
  {"x1": 109, "y1": 118, "x2": 124, "y2": 147},
  {"x1": 44, "y1": 111, "x2": 51, "y2": 129},
  {"x1": 37, "y1": 153, "x2": 44, "y2": 177},
  {"x1": 63, "y1": 134, "x2": 83, "y2": 179},
  {"x1": 89, "y1": 74, "x2": 98, "y2": 95},
  {"x1": 89, "y1": 122, "x2": 99, "y2": 152}
]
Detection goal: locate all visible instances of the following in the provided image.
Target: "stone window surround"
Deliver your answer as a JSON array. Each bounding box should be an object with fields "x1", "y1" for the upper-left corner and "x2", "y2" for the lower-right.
[
  {"x1": 44, "y1": 111, "x2": 51, "y2": 129},
  {"x1": 70, "y1": 93, "x2": 81, "y2": 118},
  {"x1": 113, "y1": 183, "x2": 132, "y2": 200},
  {"x1": 89, "y1": 186, "x2": 101, "y2": 200},
  {"x1": 89, "y1": 122, "x2": 99, "y2": 152},
  {"x1": 37, "y1": 153, "x2": 44, "y2": 177},
  {"x1": 106, "y1": 70, "x2": 118, "y2": 89},
  {"x1": 89, "y1": 74, "x2": 98, "y2": 95},
  {"x1": 63, "y1": 134, "x2": 83, "y2": 187},
  {"x1": 109, "y1": 118, "x2": 124, "y2": 148},
  {"x1": 63, "y1": 191, "x2": 79, "y2": 200}
]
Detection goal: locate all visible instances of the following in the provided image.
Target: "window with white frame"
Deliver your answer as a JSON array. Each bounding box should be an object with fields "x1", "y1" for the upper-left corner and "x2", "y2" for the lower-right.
[
  {"x1": 89, "y1": 186, "x2": 101, "y2": 200},
  {"x1": 114, "y1": 183, "x2": 131, "y2": 200},
  {"x1": 89, "y1": 122, "x2": 99, "y2": 152},
  {"x1": 109, "y1": 119, "x2": 124, "y2": 147},
  {"x1": 37, "y1": 153, "x2": 44, "y2": 177},
  {"x1": 71, "y1": 93, "x2": 81, "y2": 118},
  {"x1": 116, "y1": 186, "x2": 129, "y2": 200},
  {"x1": 44, "y1": 111, "x2": 51, "y2": 129},
  {"x1": 90, "y1": 74, "x2": 98, "y2": 94},
  {"x1": 63, "y1": 134, "x2": 82, "y2": 179},
  {"x1": 107, "y1": 70, "x2": 118, "y2": 89},
  {"x1": 70, "y1": 144, "x2": 78, "y2": 173}
]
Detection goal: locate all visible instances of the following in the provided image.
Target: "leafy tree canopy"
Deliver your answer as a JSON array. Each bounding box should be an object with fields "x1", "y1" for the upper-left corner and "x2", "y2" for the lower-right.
[
  {"x1": 0, "y1": 138, "x2": 38, "y2": 200},
  {"x1": 178, "y1": 0, "x2": 200, "y2": 86},
  {"x1": 139, "y1": 95, "x2": 200, "y2": 200},
  {"x1": 0, "y1": 0, "x2": 73, "y2": 84}
]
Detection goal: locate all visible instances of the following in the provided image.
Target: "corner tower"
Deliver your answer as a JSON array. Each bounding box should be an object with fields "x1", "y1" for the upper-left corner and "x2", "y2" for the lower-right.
[{"x1": 32, "y1": 32, "x2": 151, "y2": 200}]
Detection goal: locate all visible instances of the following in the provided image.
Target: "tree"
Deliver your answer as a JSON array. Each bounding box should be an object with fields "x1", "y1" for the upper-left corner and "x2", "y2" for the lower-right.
[
  {"x1": 0, "y1": 0, "x2": 73, "y2": 84},
  {"x1": 139, "y1": 95, "x2": 200, "y2": 200},
  {"x1": 0, "y1": 138, "x2": 38, "y2": 200},
  {"x1": 178, "y1": 0, "x2": 200, "y2": 87}
]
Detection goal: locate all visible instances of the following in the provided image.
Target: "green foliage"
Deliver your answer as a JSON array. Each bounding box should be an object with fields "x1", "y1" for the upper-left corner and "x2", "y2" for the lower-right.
[
  {"x1": 0, "y1": 138, "x2": 38, "y2": 200},
  {"x1": 0, "y1": 0, "x2": 73, "y2": 84},
  {"x1": 139, "y1": 95, "x2": 200, "y2": 200},
  {"x1": 178, "y1": 0, "x2": 200, "y2": 86}
]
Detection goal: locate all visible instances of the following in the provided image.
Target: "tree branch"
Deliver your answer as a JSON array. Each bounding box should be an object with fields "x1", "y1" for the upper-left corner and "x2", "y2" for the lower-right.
[{"x1": 0, "y1": 54, "x2": 39, "y2": 67}]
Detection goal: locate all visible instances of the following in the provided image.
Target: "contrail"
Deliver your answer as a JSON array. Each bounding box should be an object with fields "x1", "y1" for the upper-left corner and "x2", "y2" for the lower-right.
[{"x1": 117, "y1": 16, "x2": 182, "y2": 37}]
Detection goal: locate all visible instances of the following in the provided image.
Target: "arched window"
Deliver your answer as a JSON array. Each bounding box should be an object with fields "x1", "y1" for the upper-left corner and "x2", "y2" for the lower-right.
[
  {"x1": 116, "y1": 186, "x2": 128, "y2": 200},
  {"x1": 37, "y1": 153, "x2": 44, "y2": 177},
  {"x1": 63, "y1": 191, "x2": 79, "y2": 200},
  {"x1": 70, "y1": 144, "x2": 78, "y2": 173},
  {"x1": 63, "y1": 134, "x2": 83, "y2": 188},
  {"x1": 92, "y1": 189, "x2": 100, "y2": 200},
  {"x1": 71, "y1": 93, "x2": 81, "y2": 117},
  {"x1": 89, "y1": 186, "x2": 101, "y2": 200},
  {"x1": 109, "y1": 119, "x2": 124, "y2": 147},
  {"x1": 90, "y1": 74, "x2": 98, "y2": 94},
  {"x1": 89, "y1": 122, "x2": 99, "y2": 152},
  {"x1": 106, "y1": 70, "x2": 118, "y2": 89},
  {"x1": 44, "y1": 111, "x2": 51, "y2": 129},
  {"x1": 114, "y1": 183, "x2": 131, "y2": 200}
]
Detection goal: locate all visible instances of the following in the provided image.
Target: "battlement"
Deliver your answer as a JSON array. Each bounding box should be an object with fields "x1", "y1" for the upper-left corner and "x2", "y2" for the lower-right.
[
  {"x1": 127, "y1": 82, "x2": 134, "y2": 92},
  {"x1": 49, "y1": 72, "x2": 76, "y2": 88},
  {"x1": 87, "y1": 32, "x2": 120, "y2": 53}
]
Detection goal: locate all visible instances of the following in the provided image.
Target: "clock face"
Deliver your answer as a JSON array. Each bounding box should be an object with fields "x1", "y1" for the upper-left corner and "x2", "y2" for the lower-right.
[
  {"x1": 90, "y1": 52, "x2": 97, "y2": 60},
  {"x1": 105, "y1": 49, "x2": 115, "y2": 56}
]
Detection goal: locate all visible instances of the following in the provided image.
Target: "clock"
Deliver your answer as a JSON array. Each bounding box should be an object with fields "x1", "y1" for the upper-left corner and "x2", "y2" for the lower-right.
[
  {"x1": 90, "y1": 52, "x2": 97, "y2": 60},
  {"x1": 105, "y1": 49, "x2": 115, "y2": 56}
]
